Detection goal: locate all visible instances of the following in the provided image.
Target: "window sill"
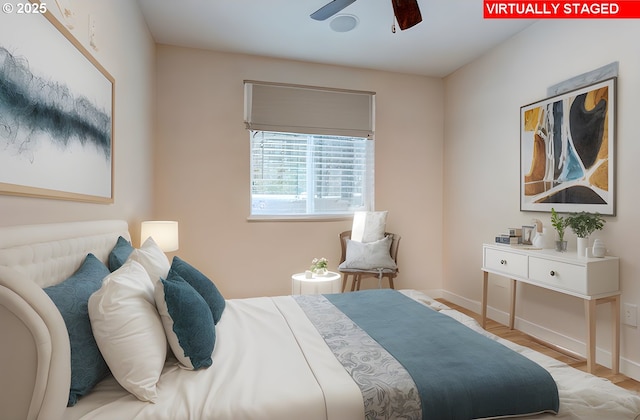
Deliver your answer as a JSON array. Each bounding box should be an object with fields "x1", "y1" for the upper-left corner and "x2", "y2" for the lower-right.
[{"x1": 247, "y1": 214, "x2": 353, "y2": 222}]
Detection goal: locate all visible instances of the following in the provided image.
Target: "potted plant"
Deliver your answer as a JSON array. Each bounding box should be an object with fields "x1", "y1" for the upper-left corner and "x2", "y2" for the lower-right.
[
  {"x1": 566, "y1": 211, "x2": 605, "y2": 257},
  {"x1": 550, "y1": 208, "x2": 568, "y2": 252},
  {"x1": 310, "y1": 257, "x2": 328, "y2": 276}
]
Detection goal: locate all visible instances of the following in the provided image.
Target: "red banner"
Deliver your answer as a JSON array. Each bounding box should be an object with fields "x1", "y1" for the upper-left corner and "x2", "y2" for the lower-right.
[{"x1": 484, "y1": 1, "x2": 640, "y2": 18}]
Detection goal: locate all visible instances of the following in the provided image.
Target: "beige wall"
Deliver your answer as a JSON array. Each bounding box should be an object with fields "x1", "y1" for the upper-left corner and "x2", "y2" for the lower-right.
[
  {"x1": 0, "y1": 0, "x2": 155, "y2": 239},
  {"x1": 443, "y1": 20, "x2": 640, "y2": 379},
  {"x1": 154, "y1": 45, "x2": 444, "y2": 299}
]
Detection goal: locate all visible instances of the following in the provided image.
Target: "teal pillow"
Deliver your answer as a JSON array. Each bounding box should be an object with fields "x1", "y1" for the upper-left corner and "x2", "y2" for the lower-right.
[
  {"x1": 155, "y1": 272, "x2": 215, "y2": 370},
  {"x1": 44, "y1": 253, "x2": 111, "y2": 406},
  {"x1": 108, "y1": 236, "x2": 134, "y2": 272},
  {"x1": 170, "y1": 256, "x2": 226, "y2": 324}
]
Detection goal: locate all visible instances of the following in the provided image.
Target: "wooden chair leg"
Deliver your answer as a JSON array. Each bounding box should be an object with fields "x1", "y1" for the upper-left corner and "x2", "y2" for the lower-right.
[
  {"x1": 341, "y1": 274, "x2": 349, "y2": 292},
  {"x1": 388, "y1": 277, "x2": 395, "y2": 289},
  {"x1": 350, "y1": 274, "x2": 358, "y2": 291}
]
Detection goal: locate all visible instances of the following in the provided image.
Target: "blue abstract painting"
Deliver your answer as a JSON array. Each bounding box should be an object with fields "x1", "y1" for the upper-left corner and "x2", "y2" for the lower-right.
[{"x1": 0, "y1": 9, "x2": 113, "y2": 202}]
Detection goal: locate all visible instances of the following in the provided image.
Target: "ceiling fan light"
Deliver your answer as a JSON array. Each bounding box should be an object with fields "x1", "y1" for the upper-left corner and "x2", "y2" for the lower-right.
[{"x1": 329, "y1": 14, "x2": 359, "y2": 32}]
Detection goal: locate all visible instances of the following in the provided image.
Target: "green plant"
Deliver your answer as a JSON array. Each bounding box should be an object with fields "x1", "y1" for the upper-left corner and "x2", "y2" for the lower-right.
[
  {"x1": 550, "y1": 208, "x2": 567, "y2": 242},
  {"x1": 566, "y1": 211, "x2": 605, "y2": 238},
  {"x1": 310, "y1": 257, "x2": 328, "y2": 271}
]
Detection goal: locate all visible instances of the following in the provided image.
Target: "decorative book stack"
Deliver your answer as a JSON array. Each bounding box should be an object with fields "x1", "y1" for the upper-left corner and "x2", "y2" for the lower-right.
[{"x1": 495, "y1": 228, "x2": 522, "y2": 245}]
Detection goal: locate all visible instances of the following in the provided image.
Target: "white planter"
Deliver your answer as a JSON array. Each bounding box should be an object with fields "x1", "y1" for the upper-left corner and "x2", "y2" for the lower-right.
[{"x1": 577, "y1": 237, "x2": 589, "y2": 257}]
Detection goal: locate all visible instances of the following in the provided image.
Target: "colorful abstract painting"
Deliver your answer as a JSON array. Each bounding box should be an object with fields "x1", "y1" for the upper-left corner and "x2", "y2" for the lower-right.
[
  {"x1": 0, "y1": 5, "x2": 114, "y2": 203},
  {"x1": 520, "y1": 78, "x2": 615, "y2": 215}
]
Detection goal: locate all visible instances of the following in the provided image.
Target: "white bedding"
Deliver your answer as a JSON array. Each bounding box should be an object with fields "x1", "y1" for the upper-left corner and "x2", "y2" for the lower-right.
[
  {"x1": 64, "y1": 296, "x2": 363, "y2": 420},
  {"x1": 63, "y1": 289, "x2": 640, "y2": 420}
]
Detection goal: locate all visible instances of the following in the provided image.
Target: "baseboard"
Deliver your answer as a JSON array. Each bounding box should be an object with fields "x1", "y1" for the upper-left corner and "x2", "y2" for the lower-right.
[
  {"x1": 436, "y1": 289, "x2": 640, "y2": 382},
  {"x1": 421, "y1": 288, "x2": 443, "y2": 299}
]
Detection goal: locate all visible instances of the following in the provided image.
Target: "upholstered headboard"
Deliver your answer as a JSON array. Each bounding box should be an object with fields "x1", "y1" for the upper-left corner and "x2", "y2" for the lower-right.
[{"x1": 0, "y1": 220, "x2": 129, "y2": 420}]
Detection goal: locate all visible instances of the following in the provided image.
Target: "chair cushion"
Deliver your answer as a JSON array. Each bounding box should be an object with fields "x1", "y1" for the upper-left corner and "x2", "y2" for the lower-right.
[{"x1": 339, "y1": 235, "x2": 397, "y2": 270}]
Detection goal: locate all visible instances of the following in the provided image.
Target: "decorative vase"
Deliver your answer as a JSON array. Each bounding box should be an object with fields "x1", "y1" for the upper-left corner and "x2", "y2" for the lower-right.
[
  {"x1": 531, "y1": 230, "x2": 544, "y2": 248},
  {"x1": 577, "y1": 237, "x2": 589, "y2": 257},
  {"x1": 592, "y1": 239, "x2": 606, "y2": 258},
  {"x1": 532, "y1": 228, "x2": 550, "y2": 248},
  {"x1": 555, "y1": 240, "x2": 567, "y2": 252},
  {"x1": 313, "y1": 268, "x2": 328, "y2": 276}
]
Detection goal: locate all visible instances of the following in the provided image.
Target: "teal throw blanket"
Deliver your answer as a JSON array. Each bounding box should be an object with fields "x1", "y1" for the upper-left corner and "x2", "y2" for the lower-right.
[{"x1": 324, "y1": 290, "x2": 559, "y2": 420}]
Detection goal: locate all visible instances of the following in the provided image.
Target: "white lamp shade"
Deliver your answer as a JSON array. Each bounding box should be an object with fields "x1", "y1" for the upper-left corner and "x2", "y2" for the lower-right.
[{"x1": 141, "y1": 221, "x2": 179, "y2": 252}]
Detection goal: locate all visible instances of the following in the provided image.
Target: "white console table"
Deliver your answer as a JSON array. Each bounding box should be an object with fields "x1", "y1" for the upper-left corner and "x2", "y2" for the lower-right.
[{"x1": 481, "y1": 243, "x2": 620, "y2": 374}]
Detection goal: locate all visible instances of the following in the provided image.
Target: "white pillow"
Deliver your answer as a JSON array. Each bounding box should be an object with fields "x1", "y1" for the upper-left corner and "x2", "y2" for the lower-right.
[
  {"x1": 88, "y1": 260, "x2": 167, "y2": 402},
  {"x1": 127, "y1": 237, "x2": 170, "y2": 284},
  {"x1": 338, "y1": 235, "x2": 397, "y2": 270},
  {"x1": 351, "y1": 211, "x2": 388, "y2": 243}
]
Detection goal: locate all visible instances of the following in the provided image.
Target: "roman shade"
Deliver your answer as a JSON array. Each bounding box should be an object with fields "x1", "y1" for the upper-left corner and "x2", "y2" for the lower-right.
[{"x1": 244, "y1": 81, "x2": 375, "y2": 138}]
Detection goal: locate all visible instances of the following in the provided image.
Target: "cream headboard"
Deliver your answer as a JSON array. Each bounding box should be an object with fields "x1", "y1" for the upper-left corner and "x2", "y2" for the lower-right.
[
  {"x1": 0, "y1": 220, "x2": 129, "y2": 420},
  {"x1": 0, "y1": 219, "x2": 130, "y2": 288}
]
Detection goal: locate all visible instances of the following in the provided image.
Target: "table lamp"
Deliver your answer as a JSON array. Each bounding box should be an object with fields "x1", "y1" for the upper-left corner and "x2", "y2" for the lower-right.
[{"x1": 140, "y1": 221, "x2": 179, "y2": 252}]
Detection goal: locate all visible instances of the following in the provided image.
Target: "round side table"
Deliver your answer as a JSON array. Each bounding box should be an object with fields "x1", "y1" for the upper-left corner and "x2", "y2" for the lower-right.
[{"x1": 291, "y1": 271, "x2": 341, "y2": 295}]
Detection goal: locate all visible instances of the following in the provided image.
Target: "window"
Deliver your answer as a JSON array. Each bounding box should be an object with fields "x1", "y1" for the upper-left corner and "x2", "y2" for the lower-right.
[
  {"x1": 250, "y1": 131, "x2": 373, "y2": 218},
  {"x1": 244, "y1": 81, "x2": 375, "y2": 219}
]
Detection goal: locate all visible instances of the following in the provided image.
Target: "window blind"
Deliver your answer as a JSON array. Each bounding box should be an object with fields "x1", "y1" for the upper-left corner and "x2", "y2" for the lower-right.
[
  {"x1": 244, "y1": 81, "x2": 375, "y2": 138},
  {"x1": 250, "y1": 131, "x2": 373, "y2": 217}
]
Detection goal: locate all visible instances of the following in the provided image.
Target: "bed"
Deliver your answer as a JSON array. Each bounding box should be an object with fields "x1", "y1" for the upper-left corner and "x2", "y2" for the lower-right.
[{"x1": 1, "y1": 220, "x2": 639, "y2": 420}]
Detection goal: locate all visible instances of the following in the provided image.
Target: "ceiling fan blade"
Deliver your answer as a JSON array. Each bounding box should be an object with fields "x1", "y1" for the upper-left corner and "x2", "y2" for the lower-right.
[
  {"x1": 310, "y1": 0, "x2": 357, "y2": 21},
  {"x1": 391, "y1": 0, "x2": 422, "y2": 30}
]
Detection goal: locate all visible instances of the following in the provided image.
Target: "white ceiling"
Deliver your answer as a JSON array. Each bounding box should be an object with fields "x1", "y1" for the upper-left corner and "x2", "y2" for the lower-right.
[{"x1": 137, "y1": 0, "x2": 535, "y2": 77}]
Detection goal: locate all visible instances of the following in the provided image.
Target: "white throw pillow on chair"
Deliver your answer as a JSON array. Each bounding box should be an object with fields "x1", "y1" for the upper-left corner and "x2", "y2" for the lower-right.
[{"x1": 351, "y1": 211, "x2": 388, "y2": 243}]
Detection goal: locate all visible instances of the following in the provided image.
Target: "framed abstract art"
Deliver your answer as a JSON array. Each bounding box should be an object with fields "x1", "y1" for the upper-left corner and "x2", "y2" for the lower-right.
[
  {"x1": 0, "y1": 1, "x2": 115, "y2": 203},
  {"x1": 520, "y1": 77, "x2": 616, "y2": 215}
]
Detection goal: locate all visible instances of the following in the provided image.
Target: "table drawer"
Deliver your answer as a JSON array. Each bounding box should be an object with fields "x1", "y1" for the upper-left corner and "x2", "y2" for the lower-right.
[
  {"x1": 529, "y1": 257, "x2": 586, "y2": 294},
  {"x1": 484, "y1": 248, "x2": 528, "y2": 278}
]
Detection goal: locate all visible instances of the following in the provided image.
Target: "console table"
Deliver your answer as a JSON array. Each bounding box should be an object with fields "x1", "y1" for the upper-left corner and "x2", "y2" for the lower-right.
[{"x1": 481, "y1": 243, "x2": 620, "y2": 374}]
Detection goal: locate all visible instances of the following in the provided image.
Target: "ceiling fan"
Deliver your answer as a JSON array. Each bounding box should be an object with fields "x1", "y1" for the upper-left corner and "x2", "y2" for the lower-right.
[{"x1": 310, "y1": 0, "x2": 423, "y2": 31}]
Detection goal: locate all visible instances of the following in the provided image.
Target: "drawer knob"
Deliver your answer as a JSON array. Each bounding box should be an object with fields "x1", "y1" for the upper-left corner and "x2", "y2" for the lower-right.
[
  {"x1": 550, "y1": 270, "x2": 556, "y2": 276},
  {"x1": 500, "y1": 259, "x2": 507, "y2": 265}
]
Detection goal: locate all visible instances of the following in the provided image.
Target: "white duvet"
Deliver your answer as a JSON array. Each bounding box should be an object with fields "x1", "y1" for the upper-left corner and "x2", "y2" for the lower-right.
[{"x1": 63, "y1": 291, "x2": 640, "y2": 420}]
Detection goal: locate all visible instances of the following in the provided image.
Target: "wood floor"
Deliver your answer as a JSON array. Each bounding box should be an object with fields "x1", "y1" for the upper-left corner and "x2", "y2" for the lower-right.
[{"x1": 437, "y1": 299, "x2": 640, "y2": 393}]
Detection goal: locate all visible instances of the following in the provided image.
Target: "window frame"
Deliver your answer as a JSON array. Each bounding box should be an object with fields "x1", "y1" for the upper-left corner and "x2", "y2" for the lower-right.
[{"x1": 248, "y1": 130, "x2": 374, "y2": 221}]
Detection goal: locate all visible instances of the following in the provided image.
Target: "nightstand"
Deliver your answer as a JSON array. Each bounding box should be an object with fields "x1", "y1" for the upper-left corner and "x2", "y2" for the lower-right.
[{"x1": 291, "y1": 271, "x2": 341, "y2": 295}]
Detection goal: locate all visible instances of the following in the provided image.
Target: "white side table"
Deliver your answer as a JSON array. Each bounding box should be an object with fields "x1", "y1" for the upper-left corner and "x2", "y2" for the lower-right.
[{"x1": 291, "y1": 271, "x2": 341, "y2": 295}]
